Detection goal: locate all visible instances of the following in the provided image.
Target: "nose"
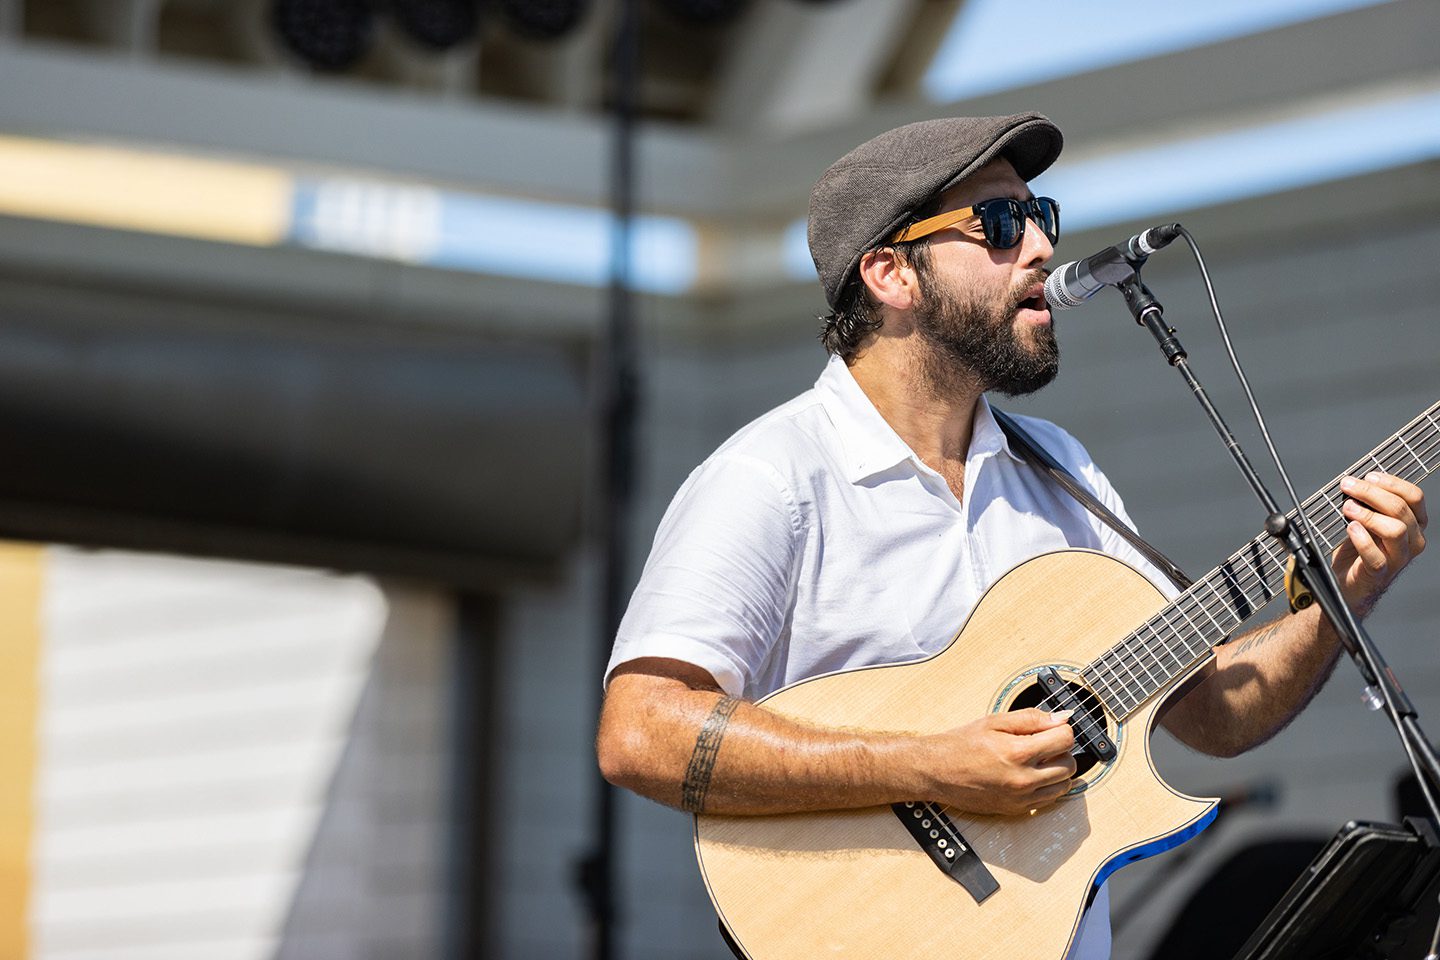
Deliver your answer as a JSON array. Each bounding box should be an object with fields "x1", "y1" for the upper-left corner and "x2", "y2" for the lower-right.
[{"x1": 1019, "y1": 214, "x2": 1054, "y2": 267}]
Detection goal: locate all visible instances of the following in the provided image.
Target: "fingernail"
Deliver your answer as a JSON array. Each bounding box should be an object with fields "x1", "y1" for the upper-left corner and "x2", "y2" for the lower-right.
[
  {"x1": 1341, "y1": 476, "x2": 1357, "y2": 490},
  {"x1": 1366, "y1": 471, "x2": 1383, "y2": 481},
  {"x1": 1050, "y1": 710, "x2": 1074, "y2": 723}
]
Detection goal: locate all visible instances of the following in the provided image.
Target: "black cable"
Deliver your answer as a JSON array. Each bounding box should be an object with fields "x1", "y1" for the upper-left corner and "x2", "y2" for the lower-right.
[
  {"x1": 1175, "y1": 225, "x2": 1440, "y2": 954},
  {"x1": 1176, "y1": 226, "x2": 1440, "y2": 821}
]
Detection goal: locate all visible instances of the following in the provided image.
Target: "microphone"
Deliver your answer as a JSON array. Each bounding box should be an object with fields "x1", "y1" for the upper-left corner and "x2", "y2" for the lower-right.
[{"x1": 1044, "y1": 223, "x2": 1182, "y2": 309}]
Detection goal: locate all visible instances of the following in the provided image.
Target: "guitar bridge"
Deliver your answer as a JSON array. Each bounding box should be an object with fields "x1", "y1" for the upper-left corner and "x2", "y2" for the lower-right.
[{"x1": 891, "y1": 801, "x2": 999, "y2": 903}]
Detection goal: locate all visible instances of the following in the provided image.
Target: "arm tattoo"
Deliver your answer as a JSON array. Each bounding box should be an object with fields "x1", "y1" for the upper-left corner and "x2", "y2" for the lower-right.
[
  {"x1": 1233, "y1": 622, "x2": 1283, "y2": 655},
  {"x1": 681, "y1": 696, "x2": 740, "y2": 813}
]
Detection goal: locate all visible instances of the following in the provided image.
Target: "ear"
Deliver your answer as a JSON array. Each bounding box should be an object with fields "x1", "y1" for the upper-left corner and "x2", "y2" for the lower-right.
[{"x1": 856, "y1": 247, "x2": 920, "y2": 311}]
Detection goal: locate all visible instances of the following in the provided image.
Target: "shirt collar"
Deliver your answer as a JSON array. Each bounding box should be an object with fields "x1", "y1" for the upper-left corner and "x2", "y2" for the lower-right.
[{"x1": 815, "y1": 354, "x2": 1023, "y2": 484}]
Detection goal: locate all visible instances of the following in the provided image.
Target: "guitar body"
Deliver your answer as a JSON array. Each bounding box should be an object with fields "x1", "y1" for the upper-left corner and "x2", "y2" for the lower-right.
[{"x1": 695, "y1": 550, "x2": 1220, "y2": 960}]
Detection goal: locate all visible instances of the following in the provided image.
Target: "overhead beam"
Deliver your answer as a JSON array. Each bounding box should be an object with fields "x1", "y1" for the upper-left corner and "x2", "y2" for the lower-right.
[
  {"x1": 709, "y1": 0, "x2": 922, "y2": 133},
  {"x1": 723, "y1": 0, "x2": 1440, "y2": 215},
  {"x1": 75, "y1": 0, "x2": 159, "y2": 55},
  {"x1": 0, "y1": 0, "x2": 1432, "y2": 221},
  {"x1": 0, "y1": 41, "x2": 727, "y2": 214}
]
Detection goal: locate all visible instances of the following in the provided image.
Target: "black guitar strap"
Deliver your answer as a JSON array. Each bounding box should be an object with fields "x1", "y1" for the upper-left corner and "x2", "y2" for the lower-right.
[{"x1": 992, "y1": 407, "x2": 1193, "y2": 591}]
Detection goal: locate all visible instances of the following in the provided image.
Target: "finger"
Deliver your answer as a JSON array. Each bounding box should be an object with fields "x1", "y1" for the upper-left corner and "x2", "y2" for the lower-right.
[
  {"x1": 1021, "y1": 778, "x2": 1076, "y2": 810},
  {"x1": 1341, "y1": 475, "x2": 1415, "y2": 529},
  {"x1": 990, "y1": 708, "x2": 1071, "y2": 735},
  {"x1": 1363, "y1": 471, "x2": 1428, "y2": 529},
  {"x1": 1342, "y1": 474, "x2": 1423, "y2": 553},
  {"x1": 1032, "y1": 751, "x2": 1078, "y2": 784},
  {"x1": 1342, "y1": 497, "x2": 1412, "y2": 544},
  {"x1": 1022, "y1": 722, "x2": 1077, "y2": 762},
  {"x1": 1345, "y1": 520, "x2": 1390, "y2": 575}
]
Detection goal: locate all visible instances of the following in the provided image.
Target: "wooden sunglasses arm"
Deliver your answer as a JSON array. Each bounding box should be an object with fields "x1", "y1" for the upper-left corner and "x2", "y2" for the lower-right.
[{"x1": 889, "y1": 205, "x2": 979, "y2": 243}]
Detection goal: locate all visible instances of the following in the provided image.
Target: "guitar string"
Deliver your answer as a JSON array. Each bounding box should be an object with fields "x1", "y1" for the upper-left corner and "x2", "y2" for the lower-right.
[
  {"x1": 968, "y1": 420, "x2": 1440, "y2": 755},
  {"x1": 1078, "y1": 421, "x2": 1440, "y2": 714},
  {"x1": 1071, "y1": 426, "x2": 1440, "y2": 713},
  {"x1": 1106, "y1": 423, "x2": 1440, "y2": 680},
  {"x1": 919, "y1": 800, "x2": 971, "y2": 858},
  {"x1": 1123, "y1": 426, "x2": 1440, "y2": 685},
  {"x1": 911, "y1": 413, "x2": 1440, "y2": 815},
  {"x1": 1086, "y1": 423, "x2": 1440, "y2": 715}
]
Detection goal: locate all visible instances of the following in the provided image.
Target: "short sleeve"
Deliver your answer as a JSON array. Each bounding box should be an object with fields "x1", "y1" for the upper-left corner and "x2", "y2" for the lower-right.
[{"x1": 605, "y1": 453, "x2": 802, "y2": 697}]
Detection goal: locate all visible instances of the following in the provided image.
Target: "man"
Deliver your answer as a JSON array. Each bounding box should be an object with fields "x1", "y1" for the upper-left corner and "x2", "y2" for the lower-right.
[{"x1": 595, "y1": 113, "x2": 1427, "y2": 957}]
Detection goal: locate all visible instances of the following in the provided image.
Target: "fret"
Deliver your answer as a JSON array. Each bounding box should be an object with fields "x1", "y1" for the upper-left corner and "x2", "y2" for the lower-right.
[
  {"x1": 1084, "y1": 670, "x2": 1115, "y2": 710},
  {"x1": 1090, "y1": 657, "x2": 1131, "y2": 711},
  {"x1": 1169, "y1": 602, "x2": 1207, "y2": 649},
  {"x1": 1214, "y1": 565, "x2": 1259, "y2": 623},
  {"x1": 1398, "y1": 436, "x2": 1427, "y2": 472},
  {"x1": 1101, "y1": 677, "x2": 1137, "y2": 718},
  {"x1": 1257, "y1": 538, "x2": 1287, "y2": 573},
  {"x1": 1134, "y1": 618, "x2": 1180, "y2": 679},
  {"x1": 1191, "y1": 590, "x2": 1230, "y2": 639},
  {"x1": 1243, "y1": 542, "x2": 1279, "y2": 596},
  {"x1": 1303, "y1": 520, "x2": 1336, "y2": 554},
  {"x1": 1113, "y1": 637, "x2": 1154, "y2": 691},
  {"x1": 1095, "y1": 402, "x2": 1438, "y2": 724},
  {"x1": 1418, "y1": 434, "x2": 1440, "y2": 462},
  {"x1": 1153, "y1": 611, "x2": 1199, "y2": 671},
  {"x1": 1110, "y1": 645, "x2": 1148, "y2": 700},
  {"x1": 1086, "y1": 669, "x2": 1129, "y2": 717}
]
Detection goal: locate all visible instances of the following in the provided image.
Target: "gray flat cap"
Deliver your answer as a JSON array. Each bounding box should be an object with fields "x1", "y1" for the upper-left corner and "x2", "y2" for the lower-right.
[{"x1": 807, "y1": 112, "x2": 1063, "y2": 307}]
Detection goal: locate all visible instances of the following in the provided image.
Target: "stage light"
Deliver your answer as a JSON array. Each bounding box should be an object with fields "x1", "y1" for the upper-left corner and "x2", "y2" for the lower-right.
[
  {"x1": 272, "y1": 0, "x2": 376, "y2": 71},
  {"x1": 654, "y1": 0, "x2": 749, "y2": 25},
  {"x1": 498, "y1": 0, "x2": 587, "y2": 40},
  {"x1": 389, "y1": 0, "x2": 479, "y2": 51}
]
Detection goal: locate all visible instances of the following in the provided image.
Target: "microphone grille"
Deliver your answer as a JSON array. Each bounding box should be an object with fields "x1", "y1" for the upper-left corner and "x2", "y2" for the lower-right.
[{"x1": 1043, "y1": 267, "x2": 1086, "y2": 310}]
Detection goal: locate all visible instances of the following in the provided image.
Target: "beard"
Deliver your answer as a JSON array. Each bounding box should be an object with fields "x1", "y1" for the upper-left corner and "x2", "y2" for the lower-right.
[{"x1": 912, "y1": 267, "x2": 1060, "y2": 399}]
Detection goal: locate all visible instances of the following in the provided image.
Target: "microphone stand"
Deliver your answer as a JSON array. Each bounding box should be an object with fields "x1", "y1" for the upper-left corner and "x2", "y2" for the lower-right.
[{"x1": 1108, "y1": 263, "x2": 1440, "y2": 824}]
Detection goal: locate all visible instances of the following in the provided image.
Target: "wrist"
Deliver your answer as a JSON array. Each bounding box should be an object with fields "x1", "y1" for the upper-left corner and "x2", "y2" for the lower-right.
[{"x1": 862, "y1": 731, "x2": 936, "y2": 802}]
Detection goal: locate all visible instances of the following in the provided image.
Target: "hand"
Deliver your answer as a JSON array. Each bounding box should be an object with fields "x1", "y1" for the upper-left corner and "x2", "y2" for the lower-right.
[
  {"x1": 920, "y1": 708, "x2": 1077, "y2": 816},
  {"x1": 1335, "y1": 471, "x2": 1428, "y2": 615}
]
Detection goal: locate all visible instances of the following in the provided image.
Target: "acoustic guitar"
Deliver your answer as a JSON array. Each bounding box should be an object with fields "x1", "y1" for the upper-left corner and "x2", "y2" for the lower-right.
[{"x1": 695, "y1": 400, "x2": 1440, "y2": 960}]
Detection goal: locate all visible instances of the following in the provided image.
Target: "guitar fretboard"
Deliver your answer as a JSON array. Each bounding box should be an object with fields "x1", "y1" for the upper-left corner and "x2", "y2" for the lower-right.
[{"x1": 1081, "y1": 400, "x2": 1440, "y2": 719}]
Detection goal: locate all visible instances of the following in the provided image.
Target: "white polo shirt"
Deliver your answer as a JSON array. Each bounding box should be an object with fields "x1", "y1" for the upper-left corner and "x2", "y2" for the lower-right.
[{"x1": 608, "y1": 353, "x2": 1179, "y2": 960}]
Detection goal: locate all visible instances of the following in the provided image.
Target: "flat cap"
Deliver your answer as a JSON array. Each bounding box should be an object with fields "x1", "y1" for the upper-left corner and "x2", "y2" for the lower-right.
[{"x1": 807, "y1": 112, "x2": 1063, "y2": 307}]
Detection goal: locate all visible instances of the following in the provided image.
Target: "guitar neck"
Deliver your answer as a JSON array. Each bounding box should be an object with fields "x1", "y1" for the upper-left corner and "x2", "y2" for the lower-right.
[{"x1": 1083, "y1": 400, "x2": 1440, "y2": 719}]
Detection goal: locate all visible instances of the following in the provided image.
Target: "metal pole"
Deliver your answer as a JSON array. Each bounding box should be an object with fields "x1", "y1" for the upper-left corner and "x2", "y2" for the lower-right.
[{"x1": 577, "y1": 1, "x2": 641, "y2": 958}]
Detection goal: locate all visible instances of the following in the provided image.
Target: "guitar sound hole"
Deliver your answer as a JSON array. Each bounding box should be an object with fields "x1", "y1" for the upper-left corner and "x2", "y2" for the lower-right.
[{"x1": 1009, "y1": 679, "x2": 1109, "y2": 778}]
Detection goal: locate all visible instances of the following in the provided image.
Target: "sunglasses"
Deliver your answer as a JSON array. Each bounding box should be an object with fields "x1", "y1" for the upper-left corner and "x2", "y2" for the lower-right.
[{"x1": 889, "y1": 196, "x2": 1060, "y2": 250}]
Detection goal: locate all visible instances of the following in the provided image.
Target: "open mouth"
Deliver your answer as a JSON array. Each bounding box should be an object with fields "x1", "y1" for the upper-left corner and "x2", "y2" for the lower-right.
[{"x1": 1018, "y1": 286, "x2": 1049, "y2": 315}]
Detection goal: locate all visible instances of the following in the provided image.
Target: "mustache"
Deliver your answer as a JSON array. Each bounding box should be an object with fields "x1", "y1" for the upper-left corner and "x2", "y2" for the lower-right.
[{"x1": 1005, "y1": 268, "x2": 1051, "y2": 314}]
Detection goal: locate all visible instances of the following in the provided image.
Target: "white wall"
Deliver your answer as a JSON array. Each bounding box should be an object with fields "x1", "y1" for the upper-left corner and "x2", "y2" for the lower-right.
[{"x1": 30, "y1": 550, "x2": 456, "y2": 960}]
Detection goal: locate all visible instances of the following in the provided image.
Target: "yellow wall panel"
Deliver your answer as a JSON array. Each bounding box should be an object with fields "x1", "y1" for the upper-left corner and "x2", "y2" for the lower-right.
[{"x1": 0, "y1": 542, "x2": 42, "y2": 960}]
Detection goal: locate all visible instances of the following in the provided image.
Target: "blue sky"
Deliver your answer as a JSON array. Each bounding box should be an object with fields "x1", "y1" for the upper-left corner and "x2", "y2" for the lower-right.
[{"x1": 924, "y1": 0, "x2": 1397, "y2": 100}]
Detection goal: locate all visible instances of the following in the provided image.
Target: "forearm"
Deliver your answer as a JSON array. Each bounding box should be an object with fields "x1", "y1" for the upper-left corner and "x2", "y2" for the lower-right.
[
  {"x1": 597, "y1": 673, "x2": 927, "y2": 815},
  {"x1": 1161, "y1": 606, "x2": 1343, "y2": 757},
  {"x1": 1164, "y1": 469, "x2": 1429, "y2": 756}
]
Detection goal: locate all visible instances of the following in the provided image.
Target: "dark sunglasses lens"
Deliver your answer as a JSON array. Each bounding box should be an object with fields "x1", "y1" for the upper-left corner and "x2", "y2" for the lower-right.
[
  {"x1": 981, "y1": 200, "x2": 1025, "y2": 249},
  {"x1": 1032, "y1": 198, "x2": 1060, "y2": 244}
]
